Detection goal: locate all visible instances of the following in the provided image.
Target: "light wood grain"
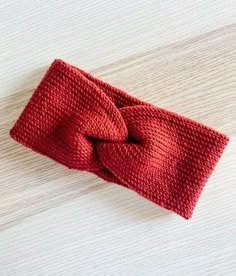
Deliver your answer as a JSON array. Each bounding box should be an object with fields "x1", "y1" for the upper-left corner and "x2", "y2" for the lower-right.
[
  {"x1": 1, "y1": 1, "x2": 236, "y2": 274},
  {"x1": 1, "y1": 0, "x2": 236, "y2": 98}
]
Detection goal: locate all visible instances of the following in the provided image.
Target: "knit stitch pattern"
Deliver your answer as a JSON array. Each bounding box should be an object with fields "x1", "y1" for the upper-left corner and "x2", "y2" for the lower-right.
[{"x1": 10, "y1": 59, "x2": 229, "y2": 219}]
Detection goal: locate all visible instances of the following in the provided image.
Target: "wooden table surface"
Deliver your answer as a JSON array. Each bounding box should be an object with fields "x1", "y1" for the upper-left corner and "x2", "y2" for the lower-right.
[{"x1": 0, "y1": 1, "x2": 236, "y2": 275}]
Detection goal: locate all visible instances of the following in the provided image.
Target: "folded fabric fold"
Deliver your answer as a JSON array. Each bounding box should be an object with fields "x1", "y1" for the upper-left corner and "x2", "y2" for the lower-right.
[{"x1": 10, "y1": 59, "x2": 229, "y2": 219}]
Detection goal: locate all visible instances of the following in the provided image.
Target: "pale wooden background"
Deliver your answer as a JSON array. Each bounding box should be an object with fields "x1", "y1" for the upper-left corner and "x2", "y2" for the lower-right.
[{"x1": 0, "y1": 1, "x2": 236, "y2": 275}]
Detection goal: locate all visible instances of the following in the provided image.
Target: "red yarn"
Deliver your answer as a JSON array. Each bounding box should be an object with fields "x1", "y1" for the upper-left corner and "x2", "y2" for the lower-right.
[{"x1": 10, "y1": 59, "x2": 229, "y2": 219}]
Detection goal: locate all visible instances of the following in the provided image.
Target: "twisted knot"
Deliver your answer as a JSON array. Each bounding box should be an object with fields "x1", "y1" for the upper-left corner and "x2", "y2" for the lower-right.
[{"x1": 10, "y1": 59, "x2": 228, "y2": 219}]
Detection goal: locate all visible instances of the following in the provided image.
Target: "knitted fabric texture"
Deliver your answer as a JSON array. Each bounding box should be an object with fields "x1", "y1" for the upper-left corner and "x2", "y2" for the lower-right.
[{"x1": 10, "y1": 59, "x2": 229, "y2": 219}]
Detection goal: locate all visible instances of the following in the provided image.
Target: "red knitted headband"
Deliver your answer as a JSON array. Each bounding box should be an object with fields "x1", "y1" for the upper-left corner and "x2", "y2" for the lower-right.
[{"x1": 10, "y1": 59, "x2": 229, "y2": 219}]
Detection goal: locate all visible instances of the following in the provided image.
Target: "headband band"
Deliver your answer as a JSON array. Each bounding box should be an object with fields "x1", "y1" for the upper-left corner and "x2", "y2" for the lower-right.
[{"x1": 10, "y1": 59, "x2": 229, "y2": 219}]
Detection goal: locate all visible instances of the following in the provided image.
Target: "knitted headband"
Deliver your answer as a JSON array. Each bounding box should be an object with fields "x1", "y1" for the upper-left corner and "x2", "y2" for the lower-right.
[{"x1": 10, "y1": 59, "x2": 229, "y2": 219}]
